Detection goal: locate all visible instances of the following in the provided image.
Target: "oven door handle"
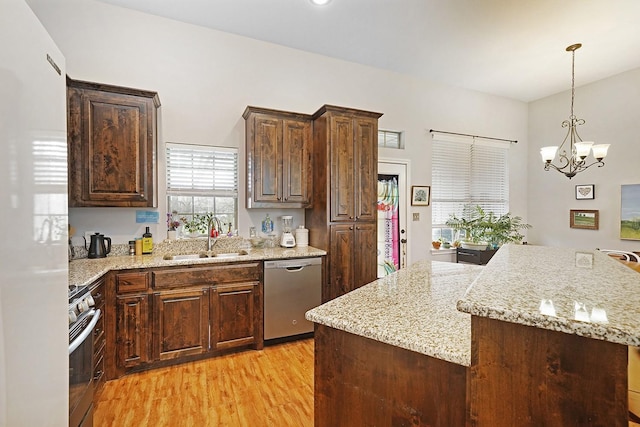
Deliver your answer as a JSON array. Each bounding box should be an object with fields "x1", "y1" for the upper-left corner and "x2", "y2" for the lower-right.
[{"x1": 68, "y1": 308, "x2": 101, "y2": 355}]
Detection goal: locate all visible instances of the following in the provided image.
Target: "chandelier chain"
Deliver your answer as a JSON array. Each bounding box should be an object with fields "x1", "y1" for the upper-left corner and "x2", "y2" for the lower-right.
[{"x1": 570, "y1": 49, "x2": 575, "y2": 117}]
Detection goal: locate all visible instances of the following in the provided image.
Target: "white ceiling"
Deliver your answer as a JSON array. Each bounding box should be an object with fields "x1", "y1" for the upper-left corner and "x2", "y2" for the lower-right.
[{"x1": 98, "y1": 0, "x2": 640, "y2": 102}]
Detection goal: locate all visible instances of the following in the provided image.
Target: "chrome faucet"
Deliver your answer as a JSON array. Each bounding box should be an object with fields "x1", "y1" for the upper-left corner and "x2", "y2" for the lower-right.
[{"x1": 207, "y1": 215, "x2": 222, "y2": 251}]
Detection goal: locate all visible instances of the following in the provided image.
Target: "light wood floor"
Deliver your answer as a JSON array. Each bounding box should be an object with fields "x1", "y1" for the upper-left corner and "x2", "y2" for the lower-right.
[{"x1": 94, "y1": 339, "x2": 314, "y2": 427}]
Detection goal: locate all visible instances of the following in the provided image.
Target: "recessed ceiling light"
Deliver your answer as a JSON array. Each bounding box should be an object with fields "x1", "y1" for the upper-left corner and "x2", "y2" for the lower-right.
[{"x1": 310, "y1": 0, "x2": 331, "y2": 5}]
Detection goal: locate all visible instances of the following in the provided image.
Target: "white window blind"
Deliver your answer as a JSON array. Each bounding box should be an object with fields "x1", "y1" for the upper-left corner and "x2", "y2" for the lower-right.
[
  {"x1": 166, "y1": 143, "x2": 238, "y2": 196},
  {"x1": 378, "y1": 130, "x2": 403, "y2": 149},
  {"x1": 431, "y1": 133, "x2": 509, "y2": 225}
]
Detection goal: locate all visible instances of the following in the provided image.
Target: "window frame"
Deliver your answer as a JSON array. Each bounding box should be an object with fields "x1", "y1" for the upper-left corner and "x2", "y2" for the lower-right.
[
  {"x1": 165, "y1": 142, "x2": 239, "y2": 233},
  {"x1": 431, "y1": 132, "x2": 510, "y2": 242}
]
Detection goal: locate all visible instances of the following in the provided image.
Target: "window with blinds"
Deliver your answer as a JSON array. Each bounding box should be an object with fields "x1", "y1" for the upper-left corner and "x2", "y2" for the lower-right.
[
  {"x1": 166, "y1": 142, "x2": 238, "y2": 232},
  {"x1": 378, "y1": 130, "x2": 403, "y2": 149},
  {"x1": 431, "y1": 133, "x2": 509, "y2": 240}
]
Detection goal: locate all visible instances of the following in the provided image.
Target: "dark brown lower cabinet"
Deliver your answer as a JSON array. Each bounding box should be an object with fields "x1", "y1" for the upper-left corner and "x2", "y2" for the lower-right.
[
  {"x1": 212, "y1": 282, "x2": 262, "y2": 351},
  {"x1": 153, "y1": 287, "x2": 210, "y2": 361},
  {"x1": 115, "y1": 293, "x2": 150, "y2": 370},
  {"x1": 107, "y1": 262, "x2": 263, "y2": 379},
  {"x1": 328, "y1": 223, "x2": 376, "y2": 301}
]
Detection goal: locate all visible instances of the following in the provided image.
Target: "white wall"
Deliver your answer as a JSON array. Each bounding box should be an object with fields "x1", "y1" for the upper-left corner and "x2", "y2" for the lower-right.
[
  {"x1": 27, "y1": 0, "x2": 529, "y2": 263},
  {"x1": 528, "y1": 68, "x2": 640, "y2": 251}
]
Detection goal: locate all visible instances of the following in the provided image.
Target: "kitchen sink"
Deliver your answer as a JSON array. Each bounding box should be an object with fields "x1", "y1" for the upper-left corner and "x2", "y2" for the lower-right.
[
  {"x1": 211, "y1": 250, "x2": 249, "y2": 258},
  {"x1": 162, "y1": 250, "x2": 249, "y2": 261},
  {"x1": 162, "y1": 253, "x2": 209, "y2": 261}
]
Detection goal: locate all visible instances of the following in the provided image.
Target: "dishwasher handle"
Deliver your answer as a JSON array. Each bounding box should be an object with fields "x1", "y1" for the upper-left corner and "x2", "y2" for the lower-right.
[{"x1": 264, "y1": 257, "x2": 322, "y2": 270}]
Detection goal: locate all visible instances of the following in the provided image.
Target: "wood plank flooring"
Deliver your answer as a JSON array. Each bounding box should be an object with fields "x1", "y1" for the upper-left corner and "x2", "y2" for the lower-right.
[{"x1": 94, "y1": 338, "x2": 314, "y2": 427}]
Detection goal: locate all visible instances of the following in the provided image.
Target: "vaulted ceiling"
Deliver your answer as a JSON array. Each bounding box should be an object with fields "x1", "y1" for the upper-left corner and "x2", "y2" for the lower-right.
[{"x1": 98, "y1": 0, "x2": 640, "y2": 102}]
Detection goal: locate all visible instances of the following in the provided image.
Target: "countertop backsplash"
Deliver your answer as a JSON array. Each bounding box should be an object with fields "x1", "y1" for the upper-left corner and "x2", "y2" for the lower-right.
[{"x1": 70, "y1": 236, "x2": 249, "y2": 260}]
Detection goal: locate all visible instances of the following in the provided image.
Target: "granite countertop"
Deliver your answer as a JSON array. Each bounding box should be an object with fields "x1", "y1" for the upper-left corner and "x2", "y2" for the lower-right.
[
  {"x1": 69, "y1": 240, "x2": 325, "y2": 288},
  {"x1": 305, "y1": 260, "x2": 484, "y2": 366},
  {"x1": 457, "y1": 244, "x2": 640, "y2": 347}
]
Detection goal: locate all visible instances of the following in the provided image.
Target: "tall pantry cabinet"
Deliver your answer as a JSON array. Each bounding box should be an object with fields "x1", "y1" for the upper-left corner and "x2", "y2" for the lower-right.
[{"x1": 306, "y1": 105, "x2": 383, "y2": 302}]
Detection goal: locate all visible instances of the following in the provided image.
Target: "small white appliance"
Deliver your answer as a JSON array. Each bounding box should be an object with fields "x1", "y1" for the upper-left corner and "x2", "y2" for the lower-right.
[{"x1": 280, "y1": 215, "x2": 296, "y2": 247}]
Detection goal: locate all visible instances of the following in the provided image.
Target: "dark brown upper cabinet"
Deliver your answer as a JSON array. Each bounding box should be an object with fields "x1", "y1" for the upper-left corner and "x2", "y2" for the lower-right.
[
  {"x1": 67, "y1": 77, "x2": 160, "y2": 207},
  {"x1": 243, "y1": 106, "x2": 312, "y2": 209}
]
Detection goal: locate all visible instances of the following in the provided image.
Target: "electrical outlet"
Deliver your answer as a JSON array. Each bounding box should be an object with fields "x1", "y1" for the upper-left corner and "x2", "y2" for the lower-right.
[{"x1": 413, "y1": 213, "x2": 420, "y2": 221}]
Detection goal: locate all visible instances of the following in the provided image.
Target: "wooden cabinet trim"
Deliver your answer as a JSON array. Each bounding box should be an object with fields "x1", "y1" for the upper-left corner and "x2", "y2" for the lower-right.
[{"x1": 152, "y1": 262, "x2": 261, "y2": 289}]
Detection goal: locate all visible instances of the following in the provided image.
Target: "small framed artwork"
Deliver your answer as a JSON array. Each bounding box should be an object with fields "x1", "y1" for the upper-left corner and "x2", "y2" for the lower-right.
[
  {"x1": 411, "y1": 186, "x2": 431, "y2": 206},
  {"x1": 621, "y1": 184, "x2": 640, "y2": 240},
  {"x1": 575, "y1": 184, "x2": 595, "y2": 200},
  {"x1": 570, "y1": 209, "x2": 599, "y2": 230}
]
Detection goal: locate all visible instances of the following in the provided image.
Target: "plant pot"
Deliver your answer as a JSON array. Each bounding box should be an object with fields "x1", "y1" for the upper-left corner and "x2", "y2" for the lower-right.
[
  {"x1": 167, "y1": 230, "x2": 177, "y2": 240},
  {"x1": 461, "y1": 241, "x2": 489, "y2": 250},
  {"x1": 432, "y1": 241, "x2": 441, "y2": 249}
]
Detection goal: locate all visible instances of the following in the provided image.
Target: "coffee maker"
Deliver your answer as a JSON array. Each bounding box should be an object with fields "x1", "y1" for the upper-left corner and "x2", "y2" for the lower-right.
[{"x1": 280, "y1": 215, "x2": 296, "y2": 247}]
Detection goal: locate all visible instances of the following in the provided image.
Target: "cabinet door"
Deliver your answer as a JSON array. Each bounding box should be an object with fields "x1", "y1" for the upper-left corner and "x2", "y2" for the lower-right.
[
  {"x1": 67, "y1": 81, "x2": 158, "y2": 207},
  {"x1": 329, "y1": 224, "x2": 356, "y2": 299},
  {"x1": 211, "y1": 282, "x2": 261, "y2": 351},
  {"x1": 282, "y1": 118, "x2": 311, "y2": 204},
  {"x1": 152, "y1": 288, "x2": 210, "y2": 360},
  {"x1": 354, "y1": 223, "x2": 378, "y2": 288},
  {"x1": 354, "y1": 118, "x2": 378, "y2": 222},
  {"x1": 116, "y1": 294, "x2": 150, "y2": 369},
  {"x1": 251, "y1": 115, "x2": 282, "y2": 204},
  {"x1": 330, "y1": 116, "x2": 356, "y2": 222}
]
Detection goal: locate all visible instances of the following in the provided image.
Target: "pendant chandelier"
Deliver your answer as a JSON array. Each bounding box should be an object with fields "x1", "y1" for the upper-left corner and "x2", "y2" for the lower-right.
[{"x1": 540, "y1": 43, "x2": 610, "y2": 179}]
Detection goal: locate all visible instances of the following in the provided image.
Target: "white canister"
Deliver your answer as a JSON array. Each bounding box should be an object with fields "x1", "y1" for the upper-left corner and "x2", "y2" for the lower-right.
[{"x1": 295, "y1": 225, "x2": 309, "y2": 247}]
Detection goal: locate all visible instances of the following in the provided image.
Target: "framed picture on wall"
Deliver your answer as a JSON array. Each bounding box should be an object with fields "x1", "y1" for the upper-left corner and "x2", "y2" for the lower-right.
[
  {"x1": 411, "y1": 186, "x2": 430, "y2": 206},
  {"x1": 621, "y1": 184, "x2": 640, "y2": 240},
  {"x1": 570, "y1": 209, "x2": 599, "y2": 230},
  {"x1": 575, "y1": 184, "x2": 595, "y2": 200}
]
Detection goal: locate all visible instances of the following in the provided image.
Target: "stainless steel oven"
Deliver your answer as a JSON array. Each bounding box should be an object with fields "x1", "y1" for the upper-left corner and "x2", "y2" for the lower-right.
[{"x1": 69, "y1": 285, "x2": 101, "y2": 427}]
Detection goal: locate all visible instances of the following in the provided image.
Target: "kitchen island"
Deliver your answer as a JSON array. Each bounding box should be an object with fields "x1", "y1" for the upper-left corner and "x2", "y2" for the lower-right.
[{"x1": 306, "y1": 245, "x2": 640, "y2": 426}]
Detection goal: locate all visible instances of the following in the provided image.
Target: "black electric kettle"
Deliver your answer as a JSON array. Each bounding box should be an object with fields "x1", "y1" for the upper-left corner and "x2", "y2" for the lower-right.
[{"x1": 86, "y1": 232, "x2": 111, "y2": 259}]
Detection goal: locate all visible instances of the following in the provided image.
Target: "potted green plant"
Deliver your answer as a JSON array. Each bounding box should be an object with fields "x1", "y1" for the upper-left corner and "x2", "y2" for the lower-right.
[{"x1": 445, "y1": 205, "x2": 531, "y2": 250}]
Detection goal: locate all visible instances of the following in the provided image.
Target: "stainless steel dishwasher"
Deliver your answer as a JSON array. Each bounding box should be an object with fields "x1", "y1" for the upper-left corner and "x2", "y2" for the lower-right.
[{"x1": 264, "y1": 257, "x2": 322, "y2": 340}]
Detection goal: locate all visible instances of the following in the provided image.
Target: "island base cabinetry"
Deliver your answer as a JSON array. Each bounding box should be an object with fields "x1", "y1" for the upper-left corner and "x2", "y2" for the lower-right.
[
  {"x1": 470, "y1": 316, "x2": 628, "y2": 426},
  {"x1": 314, "y1": 324, "x2": 467, "y2": 427}
]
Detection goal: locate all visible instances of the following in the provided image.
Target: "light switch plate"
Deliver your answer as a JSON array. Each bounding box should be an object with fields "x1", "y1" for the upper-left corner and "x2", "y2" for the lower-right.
[{"x1": 413, "y1": 213, "x2": 420, "y2": 221}]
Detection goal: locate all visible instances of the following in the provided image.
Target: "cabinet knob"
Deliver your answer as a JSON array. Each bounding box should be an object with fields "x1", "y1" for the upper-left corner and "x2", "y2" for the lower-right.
[{"x1": 349, "y1": 226, "x2": 353, "y2": 230}]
